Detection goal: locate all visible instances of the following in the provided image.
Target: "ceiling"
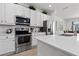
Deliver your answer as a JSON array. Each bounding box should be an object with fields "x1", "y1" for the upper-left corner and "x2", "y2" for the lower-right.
[
  {"x1": 53, "y1": 3, "x2": 79, "y2": 19},
  {"x1": 27, "y1": 3, "x2": 54, "y2": 13},
  {"x1": 21, "y1": 3, "x2": 79, "y2": 19}
]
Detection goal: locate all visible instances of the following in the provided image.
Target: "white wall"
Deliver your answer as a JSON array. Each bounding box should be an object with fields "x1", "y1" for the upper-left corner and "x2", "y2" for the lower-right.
[
  {"x1": 51, "y1": 14, "x2": 79, "y2": 32},
  {"x1": 51, "y1": 11, "x2": 64, "y2": 34}
]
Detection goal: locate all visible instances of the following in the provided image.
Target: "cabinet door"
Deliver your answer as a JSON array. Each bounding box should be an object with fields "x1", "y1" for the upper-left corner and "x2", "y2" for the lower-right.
[
  {"x1": 32, "y1": 36, "x2": 37, "y2": 47},
  {"x1": 0, "y1": 4, "x2": 5, "y2": 24},
  {"x1": 15, "y1": 4, "x2": 24, "y2": 17},
  {"x1": 36, "y1": 11, "x2": 40, "y2": 26},
  {"x1": 40, "y1": 13, "x2": 43, "y2": 26},
  {"x1": 0, "y1": 38, "x2": 15, "y2": 55},
  {"x1": 32, "y1": 32, "x2": 45, "y2": 47},
  {"x1": 5, "y1": 4, "x2": 15, "y2": 25},
  {"x1": 43, "y1": 14, "x2": 46, "y2": 21},
  {"x1": 30, "y1": 10, "x2": 37, "y2": 26},
  {"x1": 36, "y1": 12, "x2": 43, "y2": 27},
  {"x1": 24, "y1": 8, "x2": 30, "y2": 18},
  {"x1": 43, "y1": 14, "x2": 48, "y2": 21},
  {"x1": 7, "y1": 38, "x2": 15, "y2": 53}
]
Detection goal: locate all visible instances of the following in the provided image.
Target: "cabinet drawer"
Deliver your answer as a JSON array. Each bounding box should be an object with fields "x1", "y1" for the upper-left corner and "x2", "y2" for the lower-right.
[{"x1": 0, "y1": 36, "x2": 8, "y2": 40}]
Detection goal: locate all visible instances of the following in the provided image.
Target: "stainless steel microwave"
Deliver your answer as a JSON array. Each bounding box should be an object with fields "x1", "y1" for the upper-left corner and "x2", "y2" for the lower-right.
[{"x1": 16, "y1": 16, "x2": 30, "y2": 26}]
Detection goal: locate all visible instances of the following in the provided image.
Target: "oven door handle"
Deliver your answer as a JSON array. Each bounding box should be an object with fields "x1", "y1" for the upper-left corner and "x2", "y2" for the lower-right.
[{"x1": 16, "y1": 34, "x2": 31, "y2": 37}]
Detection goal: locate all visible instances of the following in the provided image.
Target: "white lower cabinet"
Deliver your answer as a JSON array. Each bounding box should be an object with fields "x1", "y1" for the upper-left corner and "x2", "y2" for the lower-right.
[
  {"x1": 37, "y1": 40, "x2": 73, "y2": 56},
  {"x1": 32, "y1": 36, "x2": 37, "y2": 47},
  {"x1": 0, "y1": 37, "x2": 15, "y2": 55},
  {"x1": 32, "y1": 32, "x2": 45, "y2": 47}
]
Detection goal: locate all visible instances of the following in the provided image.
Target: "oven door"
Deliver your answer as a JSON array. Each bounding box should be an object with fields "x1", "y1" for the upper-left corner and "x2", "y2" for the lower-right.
[{"x1": 16, "y1": 35, "x2": 31, "y2": 47}]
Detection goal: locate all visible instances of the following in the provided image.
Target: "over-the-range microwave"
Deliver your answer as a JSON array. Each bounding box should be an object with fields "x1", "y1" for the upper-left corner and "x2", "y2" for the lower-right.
[{"x1": 16, "y1": 16, "x2": 30, "y2": 26}]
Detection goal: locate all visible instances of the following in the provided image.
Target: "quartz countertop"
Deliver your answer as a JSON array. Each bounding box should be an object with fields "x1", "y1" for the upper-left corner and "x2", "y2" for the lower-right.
[{"x1": 34, "y1": 35, "x2": 79, "y2": 56}]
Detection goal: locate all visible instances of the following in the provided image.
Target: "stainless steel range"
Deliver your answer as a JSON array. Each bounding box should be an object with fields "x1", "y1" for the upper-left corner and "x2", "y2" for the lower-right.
[{"x1": 15, "y1": 16, "x2": 31, "y2": 53}]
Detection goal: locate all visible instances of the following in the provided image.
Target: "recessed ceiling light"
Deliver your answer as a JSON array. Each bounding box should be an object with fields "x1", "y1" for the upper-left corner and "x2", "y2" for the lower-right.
[{"x1": 49, "y1": 4, "x2": 52, "y2": 7}]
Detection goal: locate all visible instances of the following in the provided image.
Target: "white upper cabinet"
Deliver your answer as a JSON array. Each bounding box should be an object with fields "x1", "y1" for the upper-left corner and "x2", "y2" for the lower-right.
[
  {"x1": 0, "y1": 4, "x2": 15, "y2": 25},
  {"x1": 15, "y1": 4, "x2": 25, "y2": 17},
  {"x1": 24, "y1": 8, "x2": 30, "y2": 18},
  {"x1": 30, "y1": 10, "x2": 49, "y2": 27},
  {"x1": 43, "y1": 14, "x2": 49, "y2": 21},
  {"x1": 0, "y1": 3, "x2": 50, "y2": 26},
  {"x1": 15, "y1": 4, "x2": 30, "y2": 18},
  {"x1": 40, "y1": 13, "x2": 44, "y2": 26},
  {"x1": 0, "y1": 4, "x2": 5, "y2": 24},
  {"x1": 36, "y1": 11, "x2": 43, "y2": 27},
  {"x1": 30, "y1": 9, "x2": 37, "y2": 26},
  {"x1": 36, "y1": 11, "x2": 40, "y2": 26},
  {"x1": 5, "y1": 4, "x2": 15, "y2": 25},
  {"x1": 30, "y1": 10, "x2": 44, "y2": 27}
]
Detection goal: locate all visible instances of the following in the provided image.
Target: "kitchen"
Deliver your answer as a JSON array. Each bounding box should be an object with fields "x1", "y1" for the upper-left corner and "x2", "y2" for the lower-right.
[
  {"x1": 0, "y1": 3, "x2": 51, "y2": 56},
  {"x1": 0, "y1": 3, "x2": 79, "y2": 56}
]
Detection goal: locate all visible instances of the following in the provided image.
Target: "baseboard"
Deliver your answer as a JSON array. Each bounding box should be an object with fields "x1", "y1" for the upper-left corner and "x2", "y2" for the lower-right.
[{"x1": 0, "y1": 51, "x2": 15, "y2": 56}]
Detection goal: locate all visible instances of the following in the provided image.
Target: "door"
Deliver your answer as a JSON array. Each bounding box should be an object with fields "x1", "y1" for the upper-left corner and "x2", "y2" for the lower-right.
[
  {"x1": 5, "y1": 3, "x2": 15, "y2": 25},
  {"x1": 36, "y1": 11, "x2": 43, "y2": 27},
  {"x1": 24, "y1": 8, "x2": 30, "y2": 18},
  {"x1": 43, "y1": 14, "x2": 47, "y2": 21},
  {"x1": 0, "y1": 4, "x2": 5, "y2": 24},
  {"x1": 36, "y1": 11, "x2": 40, "y2": 26},
  {"x1": 30, "y1": 10, "x2": 37, "y2": 26},
  {"x1": 18, "y1": 36, "x2": 31, "y2": 44},
  {"x1": 32, "y1": 35, "x2": 37, "y2": 47},
  {"x1": 40, "y1": 13, "x2": 43, "y2": 26},
  {"x1": 15, "y1": 4, "x2": 24, "y2": 17},
  {"x1": 0, "y1": 38, "x2": 15, "y2": 55}
]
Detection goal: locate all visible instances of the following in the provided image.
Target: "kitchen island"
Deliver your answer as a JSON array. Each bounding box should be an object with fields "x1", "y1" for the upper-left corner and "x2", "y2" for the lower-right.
[{"x1": 34, "y1": 35, "x2": 79, "y2": 56}]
